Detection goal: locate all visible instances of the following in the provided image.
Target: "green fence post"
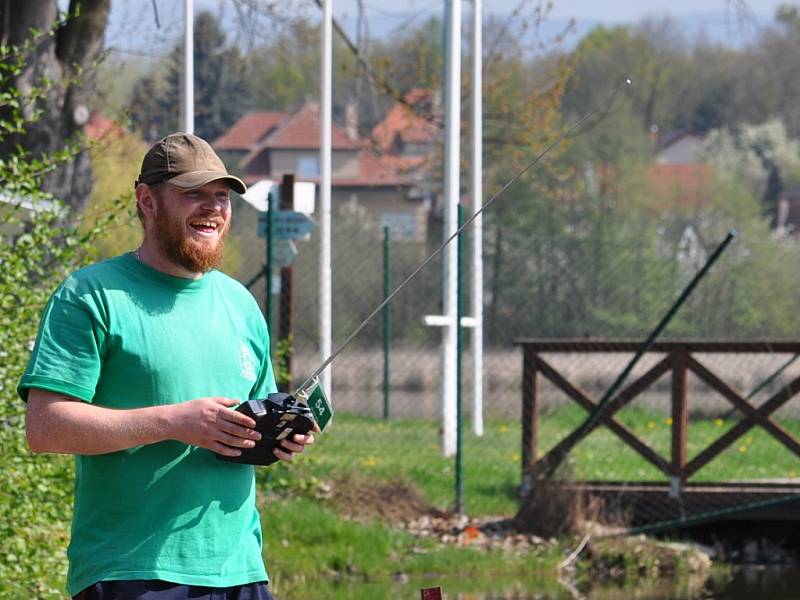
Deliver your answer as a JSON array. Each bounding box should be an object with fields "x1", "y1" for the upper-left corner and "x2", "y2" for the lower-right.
[
  {"x1": 456, "y1": 204, "x2": 464, "y2": 513},
  {"x1": 383, "y1": 224, "x2": 391, "y2": 420}
]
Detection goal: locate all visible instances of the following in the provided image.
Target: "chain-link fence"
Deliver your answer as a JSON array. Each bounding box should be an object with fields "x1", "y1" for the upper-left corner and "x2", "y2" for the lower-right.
[{"x1": 226, "y1": 192, "x2": 800, "y2": 522}]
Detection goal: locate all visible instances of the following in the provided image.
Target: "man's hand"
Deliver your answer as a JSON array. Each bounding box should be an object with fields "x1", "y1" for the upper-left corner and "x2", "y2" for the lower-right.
[
  {"x1": 168, "y1": 397, "x2": 262, "y2": 457},
  {"x1": 273, "y1": 422, "x2": 319, "y2": 462}
]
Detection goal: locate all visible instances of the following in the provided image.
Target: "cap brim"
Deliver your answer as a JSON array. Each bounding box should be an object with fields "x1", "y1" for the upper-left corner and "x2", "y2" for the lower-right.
[{"x1": 167, "y1": 171, "x2": 247, "y2": 194}]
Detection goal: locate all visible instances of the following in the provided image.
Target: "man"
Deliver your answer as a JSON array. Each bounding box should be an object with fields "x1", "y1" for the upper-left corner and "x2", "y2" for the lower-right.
[{"x1": 19, "y1": 132, "x2": 313, "y2": 599}]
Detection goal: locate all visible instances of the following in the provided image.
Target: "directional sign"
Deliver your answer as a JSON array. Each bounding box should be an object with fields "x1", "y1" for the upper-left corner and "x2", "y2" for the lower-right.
[
  {"x1": 258, "y1": 210, "x2": 316, "y2": 240},
  {"x1": 273, "y1": 240, "x2": 298, "y2": 268}
]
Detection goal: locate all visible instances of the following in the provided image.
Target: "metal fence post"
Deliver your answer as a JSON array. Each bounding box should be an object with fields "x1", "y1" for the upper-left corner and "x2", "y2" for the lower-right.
[
  {"x1": 456, "y1": 203, "x2": 464, "y2": 513},
  {"x1": 383, "y1": 224, "x2": 391, "y2": 420}
]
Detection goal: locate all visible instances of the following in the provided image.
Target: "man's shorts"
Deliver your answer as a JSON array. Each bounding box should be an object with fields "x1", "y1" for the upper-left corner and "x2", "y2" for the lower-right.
[{"x1": 73, "y1": 579, "x2": 275, "y2": 600}]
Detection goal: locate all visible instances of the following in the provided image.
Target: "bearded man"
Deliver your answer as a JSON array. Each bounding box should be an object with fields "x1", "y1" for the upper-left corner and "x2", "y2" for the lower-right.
[{"x1": 19, "y1": 133, "x2": 313, "y2": 600}]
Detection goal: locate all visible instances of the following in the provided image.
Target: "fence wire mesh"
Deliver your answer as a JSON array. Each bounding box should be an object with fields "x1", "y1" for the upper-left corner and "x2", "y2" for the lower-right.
[{"x1": 226, "y1": 193, "x2": 800, "y2": 526}]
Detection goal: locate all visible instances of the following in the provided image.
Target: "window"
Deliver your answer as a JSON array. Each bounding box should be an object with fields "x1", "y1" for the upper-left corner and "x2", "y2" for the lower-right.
[{"x1": 297, "y1": 155, "x2": 319, "y2": 178}]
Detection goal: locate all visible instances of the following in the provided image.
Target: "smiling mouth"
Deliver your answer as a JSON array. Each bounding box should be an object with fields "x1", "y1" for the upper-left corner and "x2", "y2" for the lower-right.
[{"x1": 189, "y1": 219, "x2": 222, "y2": 234}]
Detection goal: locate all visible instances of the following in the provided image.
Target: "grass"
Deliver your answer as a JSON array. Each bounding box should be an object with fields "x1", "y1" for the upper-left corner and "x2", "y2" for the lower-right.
[
  {"x1": 254, "y1": 406, "x2": 800, "y2": 595},
  {"x1": 259, "y1": 496, "x2": 565, "y2": 600},
  {"x1": 264, "y1": 407, "x2": 800, "y2": 518}
]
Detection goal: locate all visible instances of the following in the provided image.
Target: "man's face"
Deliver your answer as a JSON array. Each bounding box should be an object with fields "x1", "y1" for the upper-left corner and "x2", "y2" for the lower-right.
[{"x1": 151, "y1": 180, "x2": 232, "y2": 273}]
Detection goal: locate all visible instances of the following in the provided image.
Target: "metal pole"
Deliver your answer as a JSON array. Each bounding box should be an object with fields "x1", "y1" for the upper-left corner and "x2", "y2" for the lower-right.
[
  {"x1": 455, "y1": 204, "x2": 464, "y2": 513},
  {"x1": 183, "y1": 0, "x2": 194, "y2": 134},
  {"x1": 320, "y1": 0, "x2": 333, "y2": 398},
  {"x1": 266, "y1": 190, "x2": 276, "y2": 333},
  {"x1": 471, "y1": 0, "x2": 484, "y2": 436},
  {"x1": 383, "y1": 225, "x2": 391, "y2": 420},
  {"x1": 441, "y1": 0, "x2": 461, "y2": 457}
]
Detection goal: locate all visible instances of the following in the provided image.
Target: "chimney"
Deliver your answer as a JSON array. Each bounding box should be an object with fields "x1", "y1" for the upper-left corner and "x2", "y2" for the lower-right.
[{"x1": 345, "y1": 101, "x2": 358, "y2": 142}]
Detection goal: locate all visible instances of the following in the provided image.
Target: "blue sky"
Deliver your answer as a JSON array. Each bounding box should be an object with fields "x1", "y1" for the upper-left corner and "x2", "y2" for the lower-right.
[
  {"x1": 104, "y1": 0, "x2": 786, "y2": 56},
  {"x1": 339, "y1": 0, "x2": 784, "y2": 21}
]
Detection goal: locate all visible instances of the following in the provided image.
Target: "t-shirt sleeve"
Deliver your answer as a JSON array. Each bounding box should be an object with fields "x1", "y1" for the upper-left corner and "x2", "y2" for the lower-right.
[{"x1": 17, "y1": 285, "x2": 106, "y2": 403}]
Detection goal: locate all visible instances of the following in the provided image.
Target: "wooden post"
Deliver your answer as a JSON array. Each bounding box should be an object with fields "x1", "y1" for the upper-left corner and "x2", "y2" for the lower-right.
[
  {"x1": 671, "y1": 352, "x2": 688, "y2": 481},
  {"x1": 277, "y1": 173, "x2": 295, "y2": 393},
  {"x1": 521, "y1": 345, "x2": 538, "y2": 492}
]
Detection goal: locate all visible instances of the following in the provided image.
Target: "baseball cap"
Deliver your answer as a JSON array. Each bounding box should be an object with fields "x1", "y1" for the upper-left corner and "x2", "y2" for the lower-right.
[{"x1": 136, "y1": 132, "x2": 247, "y2": 194}]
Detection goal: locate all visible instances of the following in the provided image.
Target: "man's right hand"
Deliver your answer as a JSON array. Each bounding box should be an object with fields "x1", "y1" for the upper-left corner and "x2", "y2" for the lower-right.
[{"x1": 167, "y1": 397, "x2": 262, "y2": 457}]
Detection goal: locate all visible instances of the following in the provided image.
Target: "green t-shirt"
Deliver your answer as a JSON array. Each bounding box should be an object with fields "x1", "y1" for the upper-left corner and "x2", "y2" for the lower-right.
[{"x1": 18, "y1": 253, "x2": 277, "y2": 595}]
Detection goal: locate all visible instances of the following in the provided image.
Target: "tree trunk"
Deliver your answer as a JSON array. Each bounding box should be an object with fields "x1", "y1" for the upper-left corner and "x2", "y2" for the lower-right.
[{"x1": 0, "y1": 0, "x2": 110, "y2": 212}]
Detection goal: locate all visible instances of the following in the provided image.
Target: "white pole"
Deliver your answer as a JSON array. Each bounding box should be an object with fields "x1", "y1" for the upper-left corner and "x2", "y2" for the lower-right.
[
  {"x1": 183, "y1": 0, "x2": 194, "y2": 134},
  {"x1": 471, "y1": 0, "x2": 484, "y2": 436},
  {"x1": 441, "y1": 0, "x2": 461, "y2": 457},
  {"x1": 320, "y1": 0, "x2": 333, "y2": 398}
]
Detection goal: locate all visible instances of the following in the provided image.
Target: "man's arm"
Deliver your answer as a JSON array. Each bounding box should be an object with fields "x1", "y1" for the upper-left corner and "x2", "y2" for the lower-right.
[{"x1": 25, "y1": 388, "x2": 262, "y2": 457}]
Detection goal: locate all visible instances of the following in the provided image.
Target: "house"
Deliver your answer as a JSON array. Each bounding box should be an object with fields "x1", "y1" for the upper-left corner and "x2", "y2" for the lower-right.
[
  {"x1": 214, "y1": 101, "x2": 428, "y2": 240},
  {"x1": 655, "y1": 128, "x2": 704, "y2": 165},
  {"x1": 370, "y1": 88, "x2": 440, "y2": 208}
]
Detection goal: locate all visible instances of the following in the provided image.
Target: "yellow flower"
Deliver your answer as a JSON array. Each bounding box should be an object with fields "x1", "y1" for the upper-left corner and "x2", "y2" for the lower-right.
[
  {"x1": 739, "y1": 445, "x2": 748, "y2": 453},
  {"x1": 665, "y1": 417, "x2": 673, "y2": 426},
  {"x1": 512, "y1": 454, "x2": 520, "y2": 463},
  {"x1": 363, "y1": 457, "x2": 378, "y2": 467},
  {"x1": 647, "y1": 420, "x2": 656, "y2": 430},
  {"x1": 499, "y1": 425, "x2": 510, "y2": 433},
  {"x1": 714, "y1": 418, "x2": 724, "y2": 427}
]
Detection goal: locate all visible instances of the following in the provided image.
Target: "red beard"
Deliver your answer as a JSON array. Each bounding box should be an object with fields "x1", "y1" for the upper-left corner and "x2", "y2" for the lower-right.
[{"x1": 153, "y1": 199, "x2": 230, "y2": 273}]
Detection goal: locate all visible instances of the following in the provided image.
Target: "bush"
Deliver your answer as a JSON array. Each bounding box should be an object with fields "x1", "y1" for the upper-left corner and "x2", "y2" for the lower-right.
[{"x1": 0, "y1": 31, "x2": 121, "y2": 597}]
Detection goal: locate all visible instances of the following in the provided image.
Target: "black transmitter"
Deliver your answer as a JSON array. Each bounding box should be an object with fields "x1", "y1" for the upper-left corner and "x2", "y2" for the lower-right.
[{"x1": 216, "y1": 392, "x2": 315, "y2": 465}]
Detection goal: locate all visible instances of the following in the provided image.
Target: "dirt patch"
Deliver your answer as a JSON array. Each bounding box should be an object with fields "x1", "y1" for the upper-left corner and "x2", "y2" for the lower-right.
[
  {"x1": 513, "y1": 480, "x2": 619, "y2": 538},
  {"x1": 329, "y1": 474, "x2": 444, "y2": 523}
]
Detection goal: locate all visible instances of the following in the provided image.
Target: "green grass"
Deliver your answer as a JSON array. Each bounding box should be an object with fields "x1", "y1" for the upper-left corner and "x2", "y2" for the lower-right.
[
  {"x1": 272, "y1": 407, "x2": 800, "y2": 518},
  {"x1": 259, "y1": 496, "x2": 565, "y2": 600},
  {"x1": 251, "y1": 406, "x2": 800, "y2": 594}
]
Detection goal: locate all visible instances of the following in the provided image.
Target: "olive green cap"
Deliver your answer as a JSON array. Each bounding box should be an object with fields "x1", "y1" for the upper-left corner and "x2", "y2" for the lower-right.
[{"x1": 136, "y1": 132, "x2": 246, "y2": 194}]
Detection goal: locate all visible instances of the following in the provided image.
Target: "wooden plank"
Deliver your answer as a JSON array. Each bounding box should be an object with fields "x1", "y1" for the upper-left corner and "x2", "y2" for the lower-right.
[
  {"x1": 671, "y1": 352, "x2": 688, "y2": 478},
  {"x1": 684, "y1": 373, "x2": 800, "y2": 478},
  {"x1": 521, "y1": 347, "x2": 537, "y2": 473},
  {"x1": 684, "y1": 354, "x2": 800, "y2": 456},
  {"x1": 532, "y1": 355, "x2": 673, "y2": 477},
  {"x1": 512, "y1": 339, "x2": 800, "y2": 353}
]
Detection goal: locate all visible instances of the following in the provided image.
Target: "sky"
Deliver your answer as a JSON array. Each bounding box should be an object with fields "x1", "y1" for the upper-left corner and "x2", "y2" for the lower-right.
[
  {"x1": 104, "y1": 0, "x2": 789, "y2": 57},
  {"x1": 339, "y1": 0, "x2": 785, "y2": 21}
]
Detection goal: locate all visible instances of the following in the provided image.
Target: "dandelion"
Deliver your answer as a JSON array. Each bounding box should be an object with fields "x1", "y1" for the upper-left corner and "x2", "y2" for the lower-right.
[
  {"x1": 714, "y1": 418, "x2": 724, "y2": 427},
  {"x1": 512, "y1": 454, "x2": 520, "y2": 463},
  {"x1": 665, "y1": 417, "x2": 673, "y2": 426},
  {"x1": 363, "y1": 457, "x2": 378, "y2": 467},
  {"x1": 647, "y1": 420, "x2": 656, "y2": 430},
  {"x1": 499, "y1": 425, "x2": 510, "y2": 433},
  {"x1": 739, "y1": 445, "x2": 748, "y2": 453}
]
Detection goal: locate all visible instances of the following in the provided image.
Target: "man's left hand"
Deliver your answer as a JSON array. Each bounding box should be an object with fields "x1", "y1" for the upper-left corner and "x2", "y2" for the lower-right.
[{"x1": 273, "y1": 425, "x2": 318, "y2": 462}]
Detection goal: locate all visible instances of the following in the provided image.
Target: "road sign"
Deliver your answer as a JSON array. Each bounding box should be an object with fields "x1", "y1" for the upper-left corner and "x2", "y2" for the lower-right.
[
  {"x1": 258, "y1": 210, "x2": 316, "y2": 240},
  {"x1": 273, "y1": 240, "x2": 298, "y2": 268}
]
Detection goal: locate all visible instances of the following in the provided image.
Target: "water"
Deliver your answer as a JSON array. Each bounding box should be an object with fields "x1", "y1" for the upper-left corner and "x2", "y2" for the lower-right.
[{"x1": 279, "y1": 565, "x2": 800, "y2": 599}]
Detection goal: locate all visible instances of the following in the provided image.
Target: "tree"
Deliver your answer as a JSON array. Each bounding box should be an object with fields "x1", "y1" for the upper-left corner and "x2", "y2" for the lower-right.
[
  {"x1": 0, "y1": 0, "x2": 110, "y2": 212},
  {"x1": 128, "y1": 10, "x2": 250, "y2": 142}
]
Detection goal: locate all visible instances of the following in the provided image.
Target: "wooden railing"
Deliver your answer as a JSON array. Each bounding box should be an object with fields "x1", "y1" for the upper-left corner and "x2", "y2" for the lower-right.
[{"x1": 515, "y1": 340, "x2": 800, "y2": 487}]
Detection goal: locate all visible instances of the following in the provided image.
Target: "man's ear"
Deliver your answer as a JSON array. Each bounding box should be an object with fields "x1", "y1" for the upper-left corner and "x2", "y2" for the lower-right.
[{"x1": 135, "y1": 184, "x2": 157, "y2": 222}]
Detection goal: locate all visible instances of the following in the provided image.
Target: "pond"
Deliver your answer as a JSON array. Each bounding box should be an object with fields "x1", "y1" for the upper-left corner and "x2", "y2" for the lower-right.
[{"x1": 278, "y1": 564, "x2": 800, "y2": 599}]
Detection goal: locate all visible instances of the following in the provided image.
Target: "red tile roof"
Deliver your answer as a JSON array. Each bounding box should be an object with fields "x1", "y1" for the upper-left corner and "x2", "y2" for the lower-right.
[
  {"x1": 647, "y1": 164, "x2": 714, "y2": 209},
  {"x1": 371, "y1": 94, "x2": 439, "y2": 153},
  {"x1": 213, "y1": 111, "x2": 285, "y2": 150},
  {"x1": 260, "y1": 102, "x2": 358, "y2": 150},
  {"x1": 85, "y1": 112, "x2": 126, "y2": 141}
]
